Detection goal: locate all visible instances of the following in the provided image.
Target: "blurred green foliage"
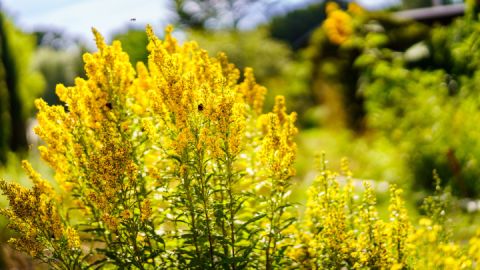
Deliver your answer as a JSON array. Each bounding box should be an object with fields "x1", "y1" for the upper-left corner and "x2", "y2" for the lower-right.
[
  {"x1": 31, "y1": 29, "x2": 86, "y2": 105},
  {"x1": 0, "y1": 50, "x2": 8, "y2": 165},
  {"x1": 304, "y1": 6, "x2": 428, "y2": 131},
  {"x1": 358, "y1": 13, "x2": 480, "y2": 197},
  {"x1": 295, "y1": 128, "x2": 410, "y2": 189},
  {"x1": 112, "y1": 29, "x2": 149, "y2": 65},
  {"x1": 295, "y1": 3, "x2": 480, "y2": 198},
  {"x1": 0, "y1": 12, "x2": 45, "y2": 164},
  {"x1": 33, "y1": 47, "x2": 85, "y2": 105},
  {"x1": 0, "y1": 150, "x2": 54, "y2": 268},
  {"x1": 427, "y1": 16, "x2": 480, "y2": 75},
  {"x1": 402, "y1": 0, "x2": 433, "y2": 9}
]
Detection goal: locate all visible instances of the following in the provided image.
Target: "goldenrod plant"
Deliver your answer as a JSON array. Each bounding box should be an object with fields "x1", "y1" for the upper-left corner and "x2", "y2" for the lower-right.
[
  {"x1": 0, "y1": 25, "x2": 296, "y2": 269},
  {"x1": 288, "y1": 156, "x2": 479, "y2": 270},
  {"x1": 1, "y1": 25, "x2": 480, "y2": 269}
]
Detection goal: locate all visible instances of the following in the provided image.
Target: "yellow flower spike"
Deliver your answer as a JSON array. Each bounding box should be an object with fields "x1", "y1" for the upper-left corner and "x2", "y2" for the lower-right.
[
  {"x1": 217, "y1": 52, "x2": 240, "y2": 87},
  {"x1": 238, "y1": 67, "x2": 267, "y2": 114},
  {"x1": 91, "y1": 27, "x2": 106, "y2": 52},
  {"x1": 340, "y1": 157, "x2": 353, "y2": 177},
  {"x1": 145, "y1": 24, "x2": 156, "y2": 44},
  {"x1": 22, "y1": 160, "x2": 54, "y2": 196},
  {"x1": 140, "y1": 199, "x2": 152, "y2": 221},
  {"x1": 273, "y1": 95, "x2": 287, "y2": 124},
  {"x1": 141, "y1": 118, "x2": 156, "y2": 140},
  {"x1": 259, "y1": 96, "x2": 297, "y2": 178},
  {"x1": 388, "y1": 185, "x2": 411, "y2": 265},
  {"x1": 121, "y1": 209, "x2": 132, "y2": 219},
  {"x1": 0, "y1": 166, "x2": 67, "y2": 259},
  {"x1": 64, "y1": 226, "x2": 81, "y2": 249},
  {"x1": 102, "y1": 213, "x2": 119, "y2": 230},
  {"x1": 163, "y1": 24, "x2": 177, "y2": 53}
]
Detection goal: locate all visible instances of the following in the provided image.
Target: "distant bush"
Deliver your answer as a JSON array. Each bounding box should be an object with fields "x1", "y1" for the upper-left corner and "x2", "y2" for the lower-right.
[
  {"x1": 357, "y1": 13, "x2": 480, "y2": 198},
  {"x1": 300, "y1": 2, "x2": 480, "y2": 198},
  {"x1": 303, "y1": 2, "x2": 428, "y2": 131}
]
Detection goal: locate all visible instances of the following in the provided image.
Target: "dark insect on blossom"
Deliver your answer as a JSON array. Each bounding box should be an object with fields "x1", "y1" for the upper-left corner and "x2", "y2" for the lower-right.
[
  {"x1": 106, "y1": 103, "x2": 113, "y2": 110},
  {"x1": 198, "y1": 103, "x2": 204, "y2": 111}
]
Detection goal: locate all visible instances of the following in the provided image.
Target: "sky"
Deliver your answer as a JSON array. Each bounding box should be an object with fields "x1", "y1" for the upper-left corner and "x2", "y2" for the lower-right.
[
  {"x1": 2, "y1": 0, "x2": 174, "y2": 45},
  {"x1": 2, "y1": 0, "x2": 400, "y2": 46}
]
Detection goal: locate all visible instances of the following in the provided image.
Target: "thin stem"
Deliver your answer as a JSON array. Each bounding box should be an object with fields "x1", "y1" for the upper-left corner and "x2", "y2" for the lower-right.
[
  {"x1": 182, "y1": 161, "x2": 201, "y2": 260},
  {"x1": 198, "y1": 150, "x2": 215, "y2": 268},
  {"x1": 226, "y1": 154, "x2": 236, "y2": 270}
]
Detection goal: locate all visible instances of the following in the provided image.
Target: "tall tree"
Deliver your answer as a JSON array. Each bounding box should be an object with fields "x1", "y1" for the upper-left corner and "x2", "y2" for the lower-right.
[
  {"x1": 0, "y1": 6, "x2": 45, "y2": 164},
  {"x1": 0, "y1": 24, "x2": 9, "y2": 164},
  {"x1": 0, "y1": 10, "x2": 23, "y2": 162}
]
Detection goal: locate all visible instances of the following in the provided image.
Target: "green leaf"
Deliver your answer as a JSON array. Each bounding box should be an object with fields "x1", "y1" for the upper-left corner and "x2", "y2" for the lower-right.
[{"x1": 236, "y1": 213, "x2": 266, "y2": 234}]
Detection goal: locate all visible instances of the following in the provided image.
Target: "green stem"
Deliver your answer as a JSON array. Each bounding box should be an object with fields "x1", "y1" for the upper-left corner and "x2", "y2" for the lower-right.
[
  {"x1": 198, "y1": 151, "x2": 215, "y2": 268},
  {"x1": 182, "y1": 162, "x2": 201, "y2": 260},
  {"x1": 226, "y1": 153, "x2": 236, "y2": 270}
]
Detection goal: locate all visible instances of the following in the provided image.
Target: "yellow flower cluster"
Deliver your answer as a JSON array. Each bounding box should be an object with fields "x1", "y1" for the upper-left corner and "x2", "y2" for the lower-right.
[
  {"x1": 64, "y1": 226, "x2": 81, "y2": 249},
  {"x1": 1, "y1": 25, "x2": 294, "y2": 269},
  {"x1": 239, "y1": 67, "x2": 267, "y2": 115},
  {"x1": 287, "y1": 158, "x2": 480, "y2": 269},
  {"x1": 0, "y1": 161, "x2": 82, "y2": 264},
  {"x1": 259, "y1": 96, "x2": 298, "y2": 181},
  {"x1": 468, "y1": 229, "x2": 480, "y2": 267},
  {"x1": 410, "y1": 218, "x2": 472, "y2": 269},
  {"x1": 323, "y1": 2, "x2": 354, "y2": 45}
]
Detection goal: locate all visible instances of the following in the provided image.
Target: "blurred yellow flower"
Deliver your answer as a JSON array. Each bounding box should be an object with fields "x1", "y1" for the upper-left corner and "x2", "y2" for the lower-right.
[
  {"x1": 325, "y1": 2, "x2": 340, "y2": 14},
  {"x1": 323, "y1": 9, "x2": 353, "y2": 45},
  {"x1": 348, "y1": 2, "x2": 365, "y2": 15}
]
